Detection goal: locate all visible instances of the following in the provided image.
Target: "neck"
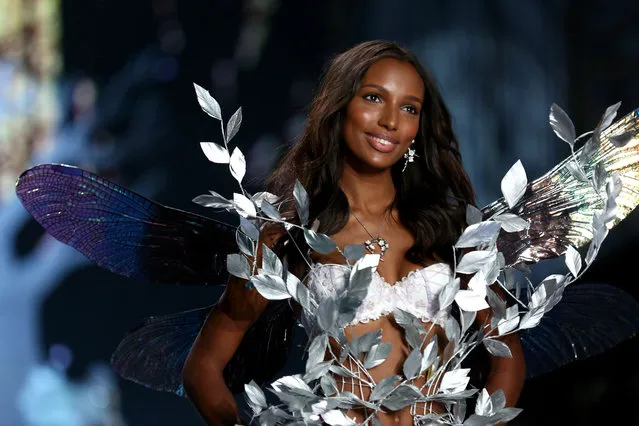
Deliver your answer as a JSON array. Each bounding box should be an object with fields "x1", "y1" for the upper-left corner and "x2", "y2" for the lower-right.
[{"x1": 340, "y1": 161, "x2": 396, "y2": 215}]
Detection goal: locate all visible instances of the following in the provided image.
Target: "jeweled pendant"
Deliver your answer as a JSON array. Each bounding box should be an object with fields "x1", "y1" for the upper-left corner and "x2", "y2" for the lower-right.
[{"x1": 364, "y1": 237, "x2": 389, "y2": 261}]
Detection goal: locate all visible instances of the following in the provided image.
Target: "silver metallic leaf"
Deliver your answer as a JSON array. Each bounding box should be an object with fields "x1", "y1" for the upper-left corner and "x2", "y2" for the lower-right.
[
  {"x1": 486, "y1": 287, "x2": 506, "y2": 320},
  {"x1": 593, "y1": 162, "x2": 607, "y2": 193},
  {"x1": 290, "y1": 274, "x2": 311, "y2": 310},
  {"x1": 549, "y1": 103, "x2": 576, "y2": 145},
  {"x1": 490, "y1": 389, "x2": 506, "y2": 411},
  {"x1": 320, "y1": 374, "x2": 338, "y2": 397},
  {"x1": 318, "y1": 296, "x2": 338, "y2": 331},
  {"x1": 193, "y1": 83, "x2": 221, "y2": 120},
  {"x1": 598, "y1": 101, "x2": 621, "y2": 131},
  {"x1": 303, "y1": 229, "x2": 337, "y2": 255},
  {"x1": 565, "y1": 160, "x2": 589, "y2": 182},
  {"x1": 455, "y1": 222, "x2": 502, "y2": 248},
  {"x1": 369, "y1": 375, "x2": 401, "y2": 401},
  {"x1": 455, "y1": 289, "x2": 489, "y2": 312},
  {"x1": 420, "y1": 337, "x2": 438, "y2": 373},
  {"x1": 463, "y1": 414, "x2": 495, "y2": 426},
  {"x1": 483, "y1": 339, "x2": 512, "y2": 358},
  {"x1": 492, "y1": 213, "x2": 529, "y2": 233},
  {"x1": 303, "y1": 361, "x2": 332, "y2": 383},
  {"x1": 260, "y1": 200, "x2": 282, "y2": 220},
  {"x1": 240, "y1": 217, "x2": 259, "y2": 241},
  {"x1": 233, "y1": 193, "x2": 257, "y2": 217},
  {"x1": 444, "y1": 316, "x2": 461, "y2": 344},
  {"x1": 456, "y1": 250, "x2": 495, "y2": 274},
  {"x1": 271, "y1": 374, "x2": 314, "y2": 394},
  {"x1": 321, "y1": 409, "x2": 356, "y2": 426},
  {"x1": 466, "y1": 204, "x2": 483, "y2": 225},
  {"x1": 356, "y1": 329, "x2": 382, "y2": 354},
  {"x1": 609, "y1": 130, "x2": 637, "y2": 147},
  {"x1": 500, "y1": 160, "x2": 527, "y2": 209},
  {"x1": 460, "y1": 310, "x2": 476, "y2": 334},
  {"x1": 439, "y1": 368, "x2": 471, "y2": 393},
  {"x1": 250, "y1": 274, "x2": 291, "y2": 300},
  {"x1": 344, "y1": 244, "x2": 365, "y2": 261},
  {"x1": 230, "y1": 147, "x2": 246, "y2": 184},
  {"x1": 192, "y1": 193, "x2": 232, "y2": 209},
  {"x1": 474, "y1": 389, "x2": 493, "y2": 416},
  {"x1": 403, "y1": 348, "x2": 422, "y2": 379},
  {"x1": 363, "y1": 343, "x2": 392, "y2": 369},
  {"x1": 236, "y1": 229, "x2": 254, "y2": 257},
  {"x1": 328, "y1": 365, "x2": 357, "y2": 378},
  {"x1": 497, "y1": 305, "x2": 519, "y2": 335},
  {"x1": 252, "y1": 191, "x2": 279, "y2": 206},
  {"x1": 261, "y1": 244, "x2": 283, "y2": 276},
  {"x1": 382, "y1": 385, "x2": 423, "y2": 410},
  {"x1": 245, "y1": 380, "x2": 267, "y2": 414},
  {"x1": 293, "y1": 180, "x2": 309, "y2": 226},
  {"x1": 438, "y1": 277, "x2": 460, "y2": 311},
  {"x1": 306, "y1": 334, "x2": 328, "y2": 371},
  {"x1": 393, "y1": 309, "x2": 426, "y2": 349},
  {"x1": 226, "y1": 106, "x2": 243, "y2": 142},
  {"x1": 564, "y1": 245, "x2": 582, "y2": 278},
  {"x1": 200, "y1": 142, "x2": 229, "y2": 163},
  {"x1": 519, "y1": 308, "x2": 544, "y2": 329},
  {"x1": 227, "y1": 253, "x2": 250, "y2": 280}
]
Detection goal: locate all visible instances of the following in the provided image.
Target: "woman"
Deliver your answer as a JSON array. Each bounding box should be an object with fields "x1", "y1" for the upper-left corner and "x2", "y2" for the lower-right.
[{"x1": 182, "y1": 41, "x2": 526, "y2": 426}]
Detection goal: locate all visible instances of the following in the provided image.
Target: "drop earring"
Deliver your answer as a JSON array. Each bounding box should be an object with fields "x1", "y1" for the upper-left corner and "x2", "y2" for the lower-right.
[{"x1": 402, "y1": 139, "x2": 418, "y2": 172}]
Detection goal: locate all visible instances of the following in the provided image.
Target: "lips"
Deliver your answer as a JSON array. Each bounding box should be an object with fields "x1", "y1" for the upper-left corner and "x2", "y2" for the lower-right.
[{"x1": 365, "y1": 132, "x2": 399, "y2": 153}]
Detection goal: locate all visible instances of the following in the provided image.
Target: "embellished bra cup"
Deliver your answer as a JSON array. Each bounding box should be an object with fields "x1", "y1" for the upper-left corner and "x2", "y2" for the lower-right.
[{"x1": 304, "y1": 262, "x2": 453, "y2": 328}]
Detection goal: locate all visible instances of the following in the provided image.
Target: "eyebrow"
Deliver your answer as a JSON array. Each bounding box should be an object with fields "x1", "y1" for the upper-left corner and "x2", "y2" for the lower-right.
[{"x1": 360, "y1": 83, "x2": 423, "y2": 104}]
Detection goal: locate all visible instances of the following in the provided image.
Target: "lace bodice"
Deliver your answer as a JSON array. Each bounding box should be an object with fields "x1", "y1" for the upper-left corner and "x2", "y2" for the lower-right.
[{"x1": 303, "y1": 262, "x2": 453, "y2": 329}]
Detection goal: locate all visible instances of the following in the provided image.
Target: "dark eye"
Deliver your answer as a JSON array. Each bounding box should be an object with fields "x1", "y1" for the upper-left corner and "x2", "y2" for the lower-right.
[
  {"x1": 403, "y1": 105, "x2": 418, "y2": 115},
  {"x1": 363, "y1": 93, "x2": 382, "y2": 103}
]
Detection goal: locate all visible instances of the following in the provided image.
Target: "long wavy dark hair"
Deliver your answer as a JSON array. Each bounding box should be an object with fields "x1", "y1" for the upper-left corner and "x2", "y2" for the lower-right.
[{"x1": 265, "y1": 40, "x2": 475, "y2": 276}]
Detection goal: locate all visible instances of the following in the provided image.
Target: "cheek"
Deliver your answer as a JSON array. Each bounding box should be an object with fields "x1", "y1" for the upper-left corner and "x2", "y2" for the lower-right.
[{"x1": 345, "y1": 102, "x2": 377, "y2": 135}]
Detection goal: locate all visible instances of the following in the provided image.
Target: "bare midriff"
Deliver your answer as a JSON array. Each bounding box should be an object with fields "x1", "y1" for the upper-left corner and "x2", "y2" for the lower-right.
[{"x1": 328, "y1": 314, "x2": 448, "y2": 426}]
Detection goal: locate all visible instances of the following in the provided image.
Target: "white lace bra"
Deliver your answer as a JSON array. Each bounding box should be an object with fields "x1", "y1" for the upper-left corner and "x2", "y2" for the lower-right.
[{"x1": 304, "y1": 262, "x2": 453, "y2": 328}]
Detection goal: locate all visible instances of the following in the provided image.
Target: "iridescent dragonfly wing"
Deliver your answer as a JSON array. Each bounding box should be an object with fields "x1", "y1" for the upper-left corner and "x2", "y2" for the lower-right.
[
  {"x1": 15, "y1": 164, "x2": 236, "y2": 285},
  {"x1": 111, "y1": 300, "x2": 294, "y2": 395},
  {"x1": 482, "y1": 109, "x2": 639, "y2": 267},
  {"x1": 520, "y1": 283, "x2": 639, "y2": 379}
]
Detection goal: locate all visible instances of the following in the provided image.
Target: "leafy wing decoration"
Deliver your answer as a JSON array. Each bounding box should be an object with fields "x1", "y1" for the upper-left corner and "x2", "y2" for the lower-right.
[
  {"x1": 482, "y1": 108, "x2": 639, "y2": 267},
  {"x1": 520, "y1": 283, "x2": 639, "y2": 379},
  {"x1": 15, "y1": 164, "x2": 238, "y2": 285},
  {"x1": 111, "y1": 300, "x2": 294, "y2": 395}
]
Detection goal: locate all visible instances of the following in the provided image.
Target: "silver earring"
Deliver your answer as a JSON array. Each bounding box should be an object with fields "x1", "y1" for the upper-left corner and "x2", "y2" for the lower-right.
[{"x1": 402, "y1": 139, "x2": 418, "y2": 172}]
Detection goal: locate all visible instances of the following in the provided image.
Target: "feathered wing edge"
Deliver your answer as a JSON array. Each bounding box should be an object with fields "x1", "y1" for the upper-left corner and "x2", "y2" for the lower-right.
[{"x1": 483, "y1": 108, "x2": 639, "y2": 267}]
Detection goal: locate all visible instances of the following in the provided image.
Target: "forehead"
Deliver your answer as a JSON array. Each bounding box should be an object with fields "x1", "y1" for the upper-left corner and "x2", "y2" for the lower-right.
[{"x1": 360, "y1": 58, "x2": 424, "y2": 94}]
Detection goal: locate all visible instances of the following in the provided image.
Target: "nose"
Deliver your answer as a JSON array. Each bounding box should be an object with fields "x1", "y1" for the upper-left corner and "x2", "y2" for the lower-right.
[{"x1": 378, "y1": 104, "x2": 398, "y2": 131}]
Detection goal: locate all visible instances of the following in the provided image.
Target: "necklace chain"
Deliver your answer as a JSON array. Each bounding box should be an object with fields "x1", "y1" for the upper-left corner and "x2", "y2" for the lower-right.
[{"x1": 351, "y1": 208, "x2": 391, "y2": 260}]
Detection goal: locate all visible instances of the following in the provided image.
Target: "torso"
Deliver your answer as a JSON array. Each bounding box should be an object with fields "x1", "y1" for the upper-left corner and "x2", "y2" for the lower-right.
[{"x1": 307, "y1": 209, "x2": 449, "y2": 426}]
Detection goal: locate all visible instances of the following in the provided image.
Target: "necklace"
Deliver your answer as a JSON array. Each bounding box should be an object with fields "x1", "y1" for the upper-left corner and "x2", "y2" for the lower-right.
[{"x1": 351, "y1": 208, "x2": 390, "y2": 261}]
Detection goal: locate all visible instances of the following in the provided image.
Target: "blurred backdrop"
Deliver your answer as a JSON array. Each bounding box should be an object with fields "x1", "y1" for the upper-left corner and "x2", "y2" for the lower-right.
[{"x1": 1, "y1": 0, "x2": 638, "y2": 425}]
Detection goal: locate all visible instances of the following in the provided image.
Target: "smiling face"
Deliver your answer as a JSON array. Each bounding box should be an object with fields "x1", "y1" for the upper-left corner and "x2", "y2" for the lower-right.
[{"x1": 342, "y1": 58, "x2": 425, "y2": 172}]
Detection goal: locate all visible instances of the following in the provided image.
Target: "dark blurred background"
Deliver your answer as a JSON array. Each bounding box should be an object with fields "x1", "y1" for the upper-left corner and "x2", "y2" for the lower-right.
[{"x1": 1, "y1": 0, "x2": 639, "y2": 425}]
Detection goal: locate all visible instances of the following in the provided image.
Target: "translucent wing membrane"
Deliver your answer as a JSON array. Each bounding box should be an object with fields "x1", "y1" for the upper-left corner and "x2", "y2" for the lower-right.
[
  {"x1": 111, "y1": 306, "x2": 211, "y2": 396},
  {"x1": 520, "y1": 283, "x2": 639, "y2": 379},
  {"x1": 483, "y1": 109, "x2": 639, "y2": 266},
  {"x1": 112, "y1": 300, "x2": 294, "y2": 395},
  {"x1": 15, "y1": 164, "x2": 237, "y2": 285}
]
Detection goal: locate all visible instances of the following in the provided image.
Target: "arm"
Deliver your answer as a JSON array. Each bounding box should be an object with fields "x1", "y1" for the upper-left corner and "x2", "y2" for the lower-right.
[
  {"x1": 475, "y1": 288, "x2": 526, "y2": 423},
  {"x1": 182, "y1": 228, "x2": 281, "y2": 426}
]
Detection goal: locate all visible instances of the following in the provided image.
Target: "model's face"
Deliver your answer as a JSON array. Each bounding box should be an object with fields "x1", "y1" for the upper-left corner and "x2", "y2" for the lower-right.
[{"x1": 343, "y1": 58, "x2": 424, "y2": 172}]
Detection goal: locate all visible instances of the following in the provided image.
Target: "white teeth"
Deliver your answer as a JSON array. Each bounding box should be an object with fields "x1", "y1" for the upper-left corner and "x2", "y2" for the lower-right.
[{"x1": 370, "y1": 135, "x2": 393, "y2": 146}]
